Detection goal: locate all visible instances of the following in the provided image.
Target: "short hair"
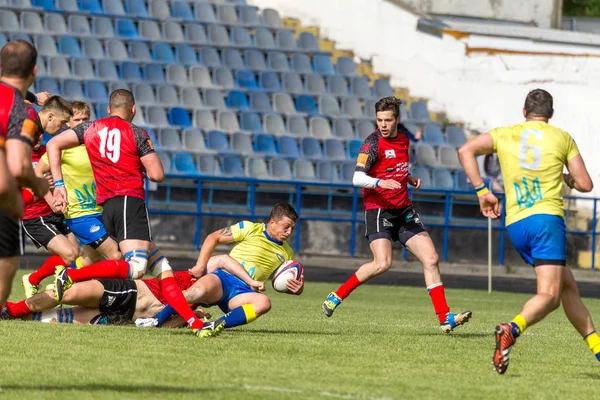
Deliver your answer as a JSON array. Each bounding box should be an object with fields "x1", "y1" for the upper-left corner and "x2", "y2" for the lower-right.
[
  {"x1": 269, "y1": 203, "x2": 299, "y2": 223},
  {"x1": 71, "y1": 101, "x2": 90, "y2": 116},
  {"x1": 109, "y1": 89, "x2": 135, "y2": 110},
  {"x1": 1, "y1": 40, "x2": 37, "y2": 78},
  {"x1": 375, "y1": 96, "x2": 402, "y2": 119},
  {"x1": 524, "y1": 89, "x2": 553, "y2": 119},
  {"x1": 40, "y1": 96, "x2": 73, "y2": 117}
]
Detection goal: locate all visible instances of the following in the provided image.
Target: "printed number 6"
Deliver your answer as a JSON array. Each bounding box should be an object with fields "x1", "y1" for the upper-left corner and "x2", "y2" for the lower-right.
[{"x1": 519, "y1": 129, "x2": 542, "y2": 171}]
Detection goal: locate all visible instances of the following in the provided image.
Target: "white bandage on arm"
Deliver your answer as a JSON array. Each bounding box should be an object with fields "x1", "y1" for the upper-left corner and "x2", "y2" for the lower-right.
[{"x1": 352, "y1": 170, "x2": 380, "y2": 189}]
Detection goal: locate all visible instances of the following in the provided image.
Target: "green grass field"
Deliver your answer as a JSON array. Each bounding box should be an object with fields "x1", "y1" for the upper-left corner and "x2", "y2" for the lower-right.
[{"x1": 1, "y1": 270, "x2": 599, "y2": 400}]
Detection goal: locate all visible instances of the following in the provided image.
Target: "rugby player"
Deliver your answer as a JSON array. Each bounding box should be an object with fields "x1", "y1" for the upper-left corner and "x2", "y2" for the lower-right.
[
  {"x1": 321, "y1": 96, "x2": 472, "y2": 333},
  {"x1": 458, "y1": 89, "x2": 600, "y2": 373}
]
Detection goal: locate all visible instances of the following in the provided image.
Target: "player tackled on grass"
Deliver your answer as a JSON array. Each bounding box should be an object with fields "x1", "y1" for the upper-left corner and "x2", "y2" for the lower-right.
[
  {"x1": 321, "y1": 97, "x2": 472, "y2": 333},
  {"x1": 135, "y1": 203, "x2": 303, "y2": 331},
  {"x1": 47, "y1": 89, "x2": 223, "y2": 338},
  {"x1": 458, "y1": 89, "x2": 600, "y2": 374}
]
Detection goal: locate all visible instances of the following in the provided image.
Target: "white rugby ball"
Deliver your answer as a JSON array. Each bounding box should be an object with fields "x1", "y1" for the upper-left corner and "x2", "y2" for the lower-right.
[{"x1": 271, "y1": 260, "x2": 303, "y2": 293}]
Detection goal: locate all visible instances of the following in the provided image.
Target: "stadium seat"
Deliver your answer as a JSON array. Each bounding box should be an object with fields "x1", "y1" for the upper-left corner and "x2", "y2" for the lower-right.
[
  {"x1": 20, "y1": 12, "x2": 43, "y2": 34},
  {"x1": 226, "y1": 90, "x2": 249, "y2": 110},
  {"x1": 249, "y1": 92, "x2": 272, "y2": 113},
  {"x1": 96, "y1": 102, "x2": 109, "y2": 119},
  {"x1": 175, "y1": 44, "x2": 198, "y2": 66},
  {"x1": 235, "y1": 69, "x2": 258, "y2": 90},
  {"x1": 254, "y1": 133, "x2": 277, "y2": 155},
  {"x1": 328, "y1": 75, "x2": 349, "y2": 97},
  {"x1": 319, "y1": 95, "x2": 341, "y2": 117},
  {"x1": 82, "y1": 38, "x2": 105, "y2": 60},
  {"x1": 57, "y1": 0, "x2": 78, "y2": 12},
  {"x1": 332, "y1": 119, "x2": 354, "y2": 139},
  {"x1": 410, "y1": 101, "x2": 431, "y2": 123},
  {"x1": 185, "y1": 23, "x2": 207, "y2": 44},
  {"x1": 197, "y1": 154, "x2": 221, "y2": 175},
  {"x1": 404, "y1": 123, "x2": 419, "y2": 138},
  {"x1": 44, "y1": 14, "x2": 67, "y2": 35},
  {"x1": 204, "y1": 88, "x2": 226, "y2": 109},
  {"x1": 164, "y1": 22, "x2": 185, "y2": 43},
  {"x1": 298, "y1": 32, "x2": 319, "y2": 51},
  {"x1": 423, "y1": 125, "x2": 445, "y2": 146},
  {"x1": 130, "y1": 42, "x2": 152, "y2": 62},
  {"x1": 277, "y1": 136, "x2": 300, "y2": 159},
  {"x1": 143, "y1": 63, "x2": 166, "y2": 83},
  {"x1": 313, "y1": 55, "x2": 335, "y2": 76},
  {"x1": 35, "y1": 56, "x2": 46, "y2": 76},
  {"x1": 317, "y1": 161, "x2": 339, "y2": 182},
  {"x1": 217, "y1": 110, "x2": 240, "y2": 133},
  {"x1": 85, "y1": 81, "x2": 109, "y2": 102},
  {"x1": 335, "y1": 56, "x2": 357, "y2": 77},
  {"x1": 180, "y1": 87, "x2": 203, "y2": 108},
  {"x1": 309, "y1": 117, "x2": 331, "y2": 139},
  {"x1": 0, "y1": 11, "x2": 19, "y2": 32},
  {"x1": 209, "y1": 25, "x2": 229, "y2": 46},
  {"x1": 339, "y1": 161, "x2": 355, "y2": 182},
  {"x1": 266, "y1": 51, "x2": 289, "y2": 72},
  {"x1": 454, "y1": 170, "x2": 471, "y2": 191},
  {"x1": 80, "y1": 0, "x2": 102, "y2": 14},
  {"x1": 245, "y1": 50, "x2": 267, "y2": 71},
  {"x1": 324, "y1": 139, "x2": 346, "y2": 160},
  {"x1": 199, "y1": 47, "x2": 222, "y2": 68},
  {"x1": 146, "y1": 106, "x2": 170, "y2": 127},
  {"x1": 34, "y1": 0, "x2": 55, "y2": 10},
  {"x1": 231, "y1": 27, "x2": 252, "y2": 47},
  {"x1": 255, "y1": 28, "x2": 276, "y2": 49},
  {"x1": 189, "y1": 65, "x2": 213, "y2": 87},
  {"x1": 57, "y1": 36, "x2": 81, "y2": 57},
  {"x1": 372, "y1": 78, "x2": 393, "y2": 98},
  {"x1": 91, "y1": 17, "x2": 115, "y2": 38},
  {"x1": 125, "y1": 0, "x2": 148, "y2": 17},
  {"x1": 62, "y1": 79, "x2": 84, "y2": 100},
  {"x1": 158, "y1": 128, "x2": 182, "y2": 150},
  {"x1": 240, "y1": 111, "x2": 262, "y2": 132},
  {"x1": 305, "y1": 74, "x2": 327, "y2": 96},
  {"x1": 258, "y1": 71, "x2": 280, "y2": 92},
  {"x1": 446, "y1": 125, "x2": 467, "y2": 148},
  {"x1": 294, "y1": 159, "x2": 316, "y2": 181},
  {"x1": 300, "y1": 137, "x2": 322, "y2": 160},
  {"x1": 346, "y1": 139, "x2": 362, "y2": 160},
  {"x1": 239, "y1": 5, "x2": 260, "y2": 26},
  {"x1": 363, "y1": 99, "x2": 376, "y2": 118},
  {"x1": 68, "y1": 15, "x2": 91, "y2": 36},
  {"x1": 103, "y1": 0, "x2": 125, "y2": 15},
  {"x1": 115, "y1": 18, "x2": 137, "y2": 38},
  {"x1": 133, "y1": 83, "x2": 156, "y2": 105},
  {"x1": 261, "y1": 8, "x2": 283, "y2": 29},
  {"x1": 121, "y1": 62, "x2": 143, "y2": 82},
  {"x1": 194, "y1": 110, "x2": 217, "y2": 131},
  {"x1": 217, "y1": 4, "x2": 238, "y2": 24},
  {"x1": 350, "y1": 76, "x2": 372, "y2": 98},
  {"x1": 140, "y1": 20, "x2": 162, "y2": 41},
  {"x1": 222, "y1": 154, "x2": 245, "y2": 176},
  {"x1": 342, "y1": 98, "x2": 363, "y2": 119},
  {"x1": 149, "y1": 0, "x2": 169, "y2": 19},
  {"x1": 412, "y1": 166, "x2": 432, "y2": 188},
  {"x1": 166, "y1": 64, "x2": 188, "y2": 86},
  {"x1": 38, "y1": 77, "x2": 60, "y2": 95},
  {"x1": 172, "y1": 152, "x2": 197, "y2": 175},
  {"x1": 246, "y1": 157, "x2": 270, "y2": 179},
  {"x1": 182, "y1": 129, "x2": 208, "y2": 153},
  {"x1": 295, "y1": 95, "x2": 318, "y2": 115},
  {"x1": 276, "y1": 30, "x2": 297, "y2": 51},
  {"x1": 168, "y1": 107, "x2": 191, "y2": 127},
  {"x1": 273, "y1": 93, "x2": 297, "y2": 115},
  {"x1": 156, "y1": 151, "x2": 172, "y2": 174},
  {"x1": 439, "y1": 145, "x2": 462, "y2": 170},
  {"x1": 355, "y1": 120, "x2": 375, "y2": 140},
  {"x1": 290, "y1": 53, "x2": 312, "y2": 74},
  {"x1": 286, "y1": 115, "x2": 308, "y2": 137},
  {"x1": 171, "y1": 0, "x2": 194, "y2": 20},
  {"x1": 270, "y1": 158, "x2": 292, "y2": 180},
  {"x1": 263, "y1": 113, "x2": 285, "y2": 135},
  {"x1": 282, "y1": 72, "x2": 304, "y2": 94},
  {"x1": 49, "y1": 57, "x2": 72, "y2": 78},
  {"x1": 415, "y1": 143, "x2": 439, "y2": 167},
  {"x1": 108, "y1": 81, "x2": 129, "y2": 93},
  {"x1": 152, "y1": 43, "x2": 175, "y2": 63},
  {"x1": 433, "y1": 168, "x2": 454, "y2": 189},
  {"x1": 222, "y1": 48, "x2": 245, "y2": 69},
  {"x1": 106, "y1": 40, "x2": 129, "y2": 61}
]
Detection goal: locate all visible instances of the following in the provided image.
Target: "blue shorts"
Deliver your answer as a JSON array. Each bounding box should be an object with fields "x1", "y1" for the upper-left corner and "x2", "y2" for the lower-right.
[
  {"x1": 65, "y1": 213, "x2": 108, "y2": 247},
  {"x1": 506, "y1": 214, "x2": 567, "y2": 267},
  {"x1": 201, "y1": 269, "x2": 254, "y2": 314}
]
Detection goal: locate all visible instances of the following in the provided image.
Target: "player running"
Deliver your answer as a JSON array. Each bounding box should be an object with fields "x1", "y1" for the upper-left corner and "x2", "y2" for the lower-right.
[
  {"x1": 321, "y1": 96, "x2": 472, "y2": 333},
  {"x1": 0, "y1": 40, "x2": 50, "y2": 309},
  {"x1": 135, "y1": 203, "x2": 303, "y2": 330},
  {"x1": 47, "y1": 89, "x2": 223, "y2": 337},
  {"x1": 25, "y1": 101, "x2": 121, "y2": 297},
  {"x1": 458, "y1": 88, "x2": 600, "y2": 374}
]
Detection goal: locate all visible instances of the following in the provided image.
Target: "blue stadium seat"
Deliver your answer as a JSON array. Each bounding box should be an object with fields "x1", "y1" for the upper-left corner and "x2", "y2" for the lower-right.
[
  {"x1": 172, "y1": 152, "x2": 197, "y2": 175},
  {"x1": 80, "y1": 0, "x2": 102, "y2": 14},
  {"x1": 37, "y1": 77, "x2": 60, "y2": 95},
  {"x1": 286, "y1": 115, "x2": 308, "y2": 136},
  {"x1": 270, "y1": 158, "x2": 292, "y2": 180},
  {"x1": 240, "y1": 111, "x2": 262, "y2": 132},
  {"x1": 184, "y1": 23, "x2": 207, "y2": 44},
  {"x1": 335, "y1": 57, "x2": 357, "y2": 77},
  {"x1": 85, "y1": 81, "x2": 108, "y2": 102},
  {"x1": 277, "y1": 136, "x2": 300, "y2": 159},
  {"x1": 125, "y1": 0, "x2": 148, "y2": 17},
  {"x1": 324, "y1": 138, "x2": 345, "y2": 160},
  {"x1": 199, "y1": 47, "x2": 221, "y2": 68},
  {"x1": 282, "y1": 72, "x2": 304, "y2": 94},
  {"x1": 235, "y1": 69, "x2": 258, "y2": 90},
  {"x1": 206, "y1": 130, "x2": 230, "y2": 152},
  {"x1": 121, "y1": 62, "x2": 143, "y2": 82},
  {"x1": 423, "y1": 125, "x2": 445, "y2": 146},
  {"x1": 222, "y1": 155, "x2": 246, "y2": 177},
  {"x1": 249, "y1": 91, "x2": 272, "y2": 113},
  {"x1": 412, "y1": 166, "x2": 432, "y2": 188},
  {"x1": 433, "y1": 168, "x2": 454, "y2": 189},
  {"x1": 194, "y1": 2, "x2": 217, "y2": 24},
  {"x1": 115, "y1": 18, "x2": 137, "y2": 38},
  {"x1": 171, "y1": 0, "x2": 194, "y2": 19},
  {"x1": 57, "y1": 36, "x2": 81, "y2": 57},
  {"x1": 62, "y1": 79, "x2": 84, "y2": 99},
  {"x1": 168, "y1": 107, "x2": 191, "y2": 127},
  {"x1": 446, "y1": 125, "x2": 467, "y2": 148},
  {"x1": 152, "y1": 43, "x2": 175, "y2": 63},
  {"x1": 255, "y1": 27, "x2": 276, "y2": 49},
  {"x1": 34, "y1": 0, "x2": 55, "y2": 10},
  {"x1": 372, "y1": 78, "x2": 393, "y2": 98},
  {"x1": 158, "y1": 128, "x2": 182, "y2": 150},
  {"x1": 300, "y1": 137, "x2": 322, "y2": 160},
  {"x1": 295, "y1": 95, "x2": 317, "y2": 115},
  {"x1": 313, "y1": 55, "x2": 335, "y2": 76},
  {"x1": 222, "y1": 48, "x2": 245, "y2": 69},
  {"x1": 290, "y1": 53, "x2": 311, "y2": 74},
  {"x1": 298, "y1": 32, "x2": 319, "y2": 51},
  {"x1": 231, "y1": 27, "x2": 252, "y2": 47},
  {"x1": 258, "y1": 71, "x2": 280, "y2": 92},
  {"x1": 143, "y1": 63, "x2": 165, "y2": 83},
  {"x1": 410, "y1": 101, "x2": 431, "y2": 123},
  {"x1": 175, "y1": 44, "x2": 198, "y2": 66},
  {"x1": 226, "y1": 90, "x2": 249, "y2": 110},
  {"x1": 261, "y1": 8, "x2": 282, "y2": 29},
  {"x1": 346, "y1": 139, "x2": 362, "y2": 160},
  {"x1": 245, "y1": 50, "x2": 266, "y2": 71},
  {"x1": 266, "y1": 51, "x2": 289, "y2": 72},
  {"x1": 91, "y1": 17, "x2": 114, "y2": 37},
  {"x1": 328, "y1": 75, "x2": 349, "y2": 96},
  {"x1": 317, "y1": 161, "x2": 338, "y2": 182},
  {"x1": 293, "y1": 159, "x2": 316, "y2": 181},
  {"x1": 254, "y1": 133, "x2": 277, "y2": 155},
  {"x1": 97, "y1": 102, "x2": 109, "y2": 118},
  {"x1": 103, "y1": 0, "x2": 125, "y2": 15}
]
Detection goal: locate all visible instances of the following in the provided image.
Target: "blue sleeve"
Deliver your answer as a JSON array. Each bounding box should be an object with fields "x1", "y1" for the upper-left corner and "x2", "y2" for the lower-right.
[{"x1": 155, "y1": 304, "x2": 177, "y2": 326}]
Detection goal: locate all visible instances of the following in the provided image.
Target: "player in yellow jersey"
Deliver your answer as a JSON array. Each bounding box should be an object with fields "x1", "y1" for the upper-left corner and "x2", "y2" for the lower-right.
[
  {"x1": 458, "y1": 89, "x2": 600, "y2": 374},
  {"x1": 135, "y1": 203, "x2": 303, "y2": 334}
]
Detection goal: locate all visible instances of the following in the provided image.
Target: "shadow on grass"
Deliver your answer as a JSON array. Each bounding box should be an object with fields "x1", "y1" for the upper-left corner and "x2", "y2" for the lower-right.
[
  {"x1": 229, "y1": 328, "x2": 337, "y2": 336},
  {"x1": 413, "y1": 332, "x2": 490, "y2": 338},
  {"x1": 583, "y1": 373, "x2": 600, "y2": 380},
  {"x1": 0, "y1": 384, "x2": 211, "y2": 393}
]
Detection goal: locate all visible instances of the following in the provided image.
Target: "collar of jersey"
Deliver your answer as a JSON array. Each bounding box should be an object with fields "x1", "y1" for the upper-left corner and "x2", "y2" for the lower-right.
[{"x1": 262, "y1": 227, "x2": 283, "y2": 246}]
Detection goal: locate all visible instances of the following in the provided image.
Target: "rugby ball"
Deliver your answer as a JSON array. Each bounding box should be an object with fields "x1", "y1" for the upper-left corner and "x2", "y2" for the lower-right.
[{"x1": 272, "y1": 260, "x2": 303, "y2": 293}]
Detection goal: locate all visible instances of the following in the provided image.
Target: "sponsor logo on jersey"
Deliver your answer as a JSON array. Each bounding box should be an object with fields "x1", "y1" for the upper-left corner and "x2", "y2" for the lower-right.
[
  {"x1": 356, "y1": 153, "x2": 368, "y2": 168},
  {"x1": 276, "y1": 253, "x2": 285, "y2": 263},
  {"x1": 90, "y1": 225, "x2": 100, "y2": 233},
  {"x1": 385, "y1": 149, "x2": 396, "y2": 159}
]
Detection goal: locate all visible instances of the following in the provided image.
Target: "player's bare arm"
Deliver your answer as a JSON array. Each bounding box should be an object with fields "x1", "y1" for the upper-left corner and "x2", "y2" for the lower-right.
[
  {"x1": 46, "y1": 128, "x2": 79, "y2": 212},
  {"x1": 564, "y1": 154, "x2": 593, "y2": 193},
  {"x1": 206, "y1": 254, "x2": 265, "y2": 291},
  {"x1": 458, "y1": 133, "x2": 501, "y2": 219},
  {"x1": 189, "y1": 226, "x2": 237, "y2": 278},
  {"x1": 140, "y1": 153, "x2": 165, "y2": 183},
  {"x1": 33, "y1": 158, "x2": 60, "y2": 213},
  {"x1": 5, "y1": 139, "x2": 49, "y2": 199}
]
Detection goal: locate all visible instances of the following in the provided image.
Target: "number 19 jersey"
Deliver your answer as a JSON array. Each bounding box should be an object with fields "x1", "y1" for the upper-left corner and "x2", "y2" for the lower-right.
[
  {"x1": 73, "y1": 116, "x2": 155, "y2": 205},
  {"x1": 489, "y1": 120, "x2": 580, "y2": 226}
]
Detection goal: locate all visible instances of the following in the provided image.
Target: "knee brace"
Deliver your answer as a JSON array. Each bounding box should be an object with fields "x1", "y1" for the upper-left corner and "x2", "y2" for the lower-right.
[
  {"x1": 124, "y1": 250, "x2": 149, "y2": 279},
  {"x1": 148, "y1": 248, "x2": 172, "y2": 277}
]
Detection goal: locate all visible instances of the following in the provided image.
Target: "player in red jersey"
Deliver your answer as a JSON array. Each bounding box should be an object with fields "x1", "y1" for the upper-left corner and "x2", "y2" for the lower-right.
[
  {"x1": 47, "y1": 89, "x2": 224, "y2": 337},
  {"x1": 321, "y1": 97, "x2": 472, "y2": 333},
  {"x1": 0, "y1": 40, "x2": 50, "y2": 309}
]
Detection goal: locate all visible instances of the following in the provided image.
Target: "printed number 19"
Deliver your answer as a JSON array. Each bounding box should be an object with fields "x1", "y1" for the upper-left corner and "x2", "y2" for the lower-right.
[
  {"x1": 519, "y1": 129, "x2": 543, "y2": 170},
  {"x1": 98, "y1": 127, "x2": 121, "y2": 163}
]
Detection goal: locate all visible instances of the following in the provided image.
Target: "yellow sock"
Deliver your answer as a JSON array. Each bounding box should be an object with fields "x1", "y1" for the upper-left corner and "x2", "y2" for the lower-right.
[
  {"x1": 511, "y1": 314, "x2": 527, "y2": 335},
  {"x1": 584, "y1": 331, "x2": 600, "y2": 355},
  {"x1": 75, "y1": 257, "x2": 84, "y2": 269},
  {"x1": 242, "y1": 304, "x2": 257, "y2": 324}
]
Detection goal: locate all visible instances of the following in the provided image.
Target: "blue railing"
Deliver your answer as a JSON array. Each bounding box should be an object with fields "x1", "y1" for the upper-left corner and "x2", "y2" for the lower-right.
[{"x1": 145, "y1": 175, "x2": 599, "y2": 270}]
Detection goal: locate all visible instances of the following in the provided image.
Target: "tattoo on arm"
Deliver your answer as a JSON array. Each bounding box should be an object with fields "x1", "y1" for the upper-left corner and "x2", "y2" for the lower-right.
[{"x1": 220, "y1": 226, "x2": 232, "y2": 236}]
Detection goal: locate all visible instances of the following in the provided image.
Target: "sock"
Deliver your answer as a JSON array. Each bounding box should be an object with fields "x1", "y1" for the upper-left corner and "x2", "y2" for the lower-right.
[
  {"x1": 584, "y1": 331, "x2": 600, "y2": 361},
  {"x1": 155, "y1": 304, "x2": 177, "y2": 327},
  {"x1": 69, "y1": 257, "x2": 84, "y2": 269},
  {"x1": 57, "y1": 308, "x2": 74, "y2": 323},
  {"x1": 218, "y1": 304, "x2": 257, "y2": 329},
  {"x1": 335, "y1": 273, "x2": 362, "y2": 300},
  {"x1": 159, "y1": 277, "x2": 203, "y2": 331},
  {"x1": 67, "y1": 260, "x2": 129, "y2": 282},
  {"x1": 510, "y1": 314, "x2": 527, "y2": 338},
  {"x1": 427, "y1": 283, "x2": 450, "y2": 324},
  {"x1": 29, "y1": 255, "x2": 66, "y2": 285},
  {"x1": 5, "y1": 300, "x2": 31, "y2": 318}
]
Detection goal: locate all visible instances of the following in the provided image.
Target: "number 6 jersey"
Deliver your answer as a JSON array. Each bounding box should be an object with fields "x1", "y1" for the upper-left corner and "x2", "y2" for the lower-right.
[
  {"x1": 489, "y1": 120, "x2": 580, "y2": 226},
  {"x1": 73, "y1": 117, "x2": 155, "y2": 205}
]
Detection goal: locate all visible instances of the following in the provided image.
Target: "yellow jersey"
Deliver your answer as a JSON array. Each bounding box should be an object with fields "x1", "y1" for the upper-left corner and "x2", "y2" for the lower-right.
[
  {"x1": 489, "y1": 121, "x2": 580, "y2": 226},
  {"x1": 229, "y1": 221, "x2": 294, "y2": 282},
  {"x1": 42, "y1": 145, "x2": 102, "y2": 220}
]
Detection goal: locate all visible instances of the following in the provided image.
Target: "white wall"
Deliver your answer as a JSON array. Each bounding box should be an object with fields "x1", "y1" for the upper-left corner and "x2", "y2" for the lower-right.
[
  {"x1": 402, "y1": 0, "x2": 555, "y2": 28},
  {"x1": 249, "y1": 0, "x2": 600, "y2": 197}
]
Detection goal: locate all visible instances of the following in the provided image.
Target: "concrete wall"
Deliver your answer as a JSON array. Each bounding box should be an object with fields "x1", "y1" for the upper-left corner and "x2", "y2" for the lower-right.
[{"x1": 248, "y1": 0, "x2": 600, "y2": 198}]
